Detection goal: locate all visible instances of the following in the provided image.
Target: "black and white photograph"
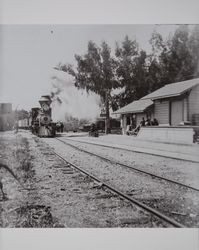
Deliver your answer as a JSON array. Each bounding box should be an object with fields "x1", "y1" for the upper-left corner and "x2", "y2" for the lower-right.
[
  {"x1": 1, "y1": 23, "x2": 199, "y2": 229},
  {"x1": 0, "y1": 0, "x2": 199, "y2": 249}
]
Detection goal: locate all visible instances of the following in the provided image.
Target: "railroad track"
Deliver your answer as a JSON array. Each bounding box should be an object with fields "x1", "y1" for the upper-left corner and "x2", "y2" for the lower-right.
[
  {"x1": 55, "y1": 137, "x2": 199, "y2": 193},
  {"x1": 62, "y1": 136, "x2": 199, "y2": 163},
  {"x1": 51, "y1": 147, "x2": 184, "y2": 228}
]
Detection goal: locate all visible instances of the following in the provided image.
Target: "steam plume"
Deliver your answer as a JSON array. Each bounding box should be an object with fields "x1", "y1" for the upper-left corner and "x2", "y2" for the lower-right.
[{"x1": 50, "y1": 70, "x2": 101, "y2": 122}]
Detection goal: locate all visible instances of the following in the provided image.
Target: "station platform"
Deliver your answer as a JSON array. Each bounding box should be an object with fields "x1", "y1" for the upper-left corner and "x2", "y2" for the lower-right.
[{"x1": 61, "y1": 133, "x2": 199, "y2": 163}]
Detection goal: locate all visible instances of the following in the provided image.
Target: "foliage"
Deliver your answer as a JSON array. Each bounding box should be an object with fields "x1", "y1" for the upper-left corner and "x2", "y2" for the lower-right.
[
  {"x1": 112, "y1": 36, "x2": 149, "y2": 109},
  {"x1": 148, "y1": 25, "x2": 199, "y2": 88},
  {"x1": 56, "y1": 41, "x2": 119, "y2": 133}
]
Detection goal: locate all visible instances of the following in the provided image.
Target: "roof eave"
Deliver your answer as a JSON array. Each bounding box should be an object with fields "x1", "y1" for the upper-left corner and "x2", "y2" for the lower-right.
[
  {"x1": 113, "y1": 107, "x2": 153, "y2": 115},
  {"x1": 145, "y1": 82, "x2": 199, "y2": 100},
  {"x1": 151, "y1": 93, "x2": 181, "y2": 100}
]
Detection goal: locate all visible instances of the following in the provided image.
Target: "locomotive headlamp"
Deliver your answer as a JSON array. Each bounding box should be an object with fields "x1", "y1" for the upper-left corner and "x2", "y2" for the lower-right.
[
  {"x1": 42, "y1": 103, "x2": 50, "y2": 111},
  {"x1": 40, "y1": 115, "x2": 51, "y2": 125}
]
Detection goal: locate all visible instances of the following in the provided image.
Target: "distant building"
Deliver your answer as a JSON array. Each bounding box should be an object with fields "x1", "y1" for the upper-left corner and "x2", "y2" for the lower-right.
[
  {"x1": 114, "y1": 78, "x2": 199, "y2": 138},
  {"x1": 0, "y1": 103, "x2": 14, "y2": 131}
]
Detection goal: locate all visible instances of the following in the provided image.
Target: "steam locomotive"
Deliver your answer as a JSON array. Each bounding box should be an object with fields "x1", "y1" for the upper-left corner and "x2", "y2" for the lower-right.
[{"x1": 30, "y1": 95, "x2": 56, "y2": 137}]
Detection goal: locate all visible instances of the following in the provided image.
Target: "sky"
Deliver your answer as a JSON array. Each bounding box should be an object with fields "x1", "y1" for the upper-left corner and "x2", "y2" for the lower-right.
[{"x1": 0, "y1": 24, "x2": 182, "y2": 120}]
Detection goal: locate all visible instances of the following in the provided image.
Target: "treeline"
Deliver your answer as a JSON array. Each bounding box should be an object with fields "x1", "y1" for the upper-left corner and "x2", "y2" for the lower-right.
[{"x1": 56, "y1": 25, "x2": 199, "y2": 133}]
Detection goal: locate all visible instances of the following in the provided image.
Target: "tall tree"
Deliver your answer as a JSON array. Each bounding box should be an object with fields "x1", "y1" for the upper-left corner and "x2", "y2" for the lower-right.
[
  {"x1": 113, "y1": 36, "x2": 148, "y2": 109},
  {"x1": 147, "y1": 31, "x2": 167, "y2": 91},
  {"x1": 188, "y1": 25, "x2": 199, "y2": 78},
  {"x1": 55, "y1": 41, "x2": 119, "y2": 134},
  {"x1": 149, "y1": 25, "x2": 198, "y2": 87},
  {"x1": 163, "y1": 25, "x2": 194, "y2": 83}
]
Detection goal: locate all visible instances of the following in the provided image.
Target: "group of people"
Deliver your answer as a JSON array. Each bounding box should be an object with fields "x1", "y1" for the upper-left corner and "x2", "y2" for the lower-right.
[
  {"x1": 140, "y1": 117, "x2": 159, "y2": 127},
  {"x1": 126, "y1": 117, "x2": 159, "y2": 136}
]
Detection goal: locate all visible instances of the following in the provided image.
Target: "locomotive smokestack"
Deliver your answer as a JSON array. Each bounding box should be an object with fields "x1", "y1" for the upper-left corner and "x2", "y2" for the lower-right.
[{"x1": 39, "y1": 95, "x2": 52, "y2": 107}]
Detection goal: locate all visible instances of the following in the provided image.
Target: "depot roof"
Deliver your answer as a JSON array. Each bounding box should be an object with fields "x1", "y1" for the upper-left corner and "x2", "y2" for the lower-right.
[
  {"x1": 113, "y1": 77, "x2": 199, "y2": 115},
  {"x1": 113, "y1": 99, "x2": 153, "y2": 114},
  {"x1": 141, "y1": 77, "x2": 199, "y2": 100}
]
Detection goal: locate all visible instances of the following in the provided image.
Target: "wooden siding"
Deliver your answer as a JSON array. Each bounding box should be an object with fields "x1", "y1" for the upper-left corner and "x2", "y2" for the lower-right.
[
  {"x1": 154, "y1": 100, "x2": 169, "y2": 125},
  {"x1": 188, "y1": 84, "x2": 199, "y2": 121},
  {"x1": 183, "y1": 97, "x2": 188, "y2": 121},
  {"x1": 171, "y1": 100, "x2": 183, "y2": 125}
]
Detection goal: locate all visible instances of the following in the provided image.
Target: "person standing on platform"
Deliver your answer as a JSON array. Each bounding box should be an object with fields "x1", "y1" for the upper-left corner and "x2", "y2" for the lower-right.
[{"x1": 140, "y1": 117, "x2": 146, "y2": 127}]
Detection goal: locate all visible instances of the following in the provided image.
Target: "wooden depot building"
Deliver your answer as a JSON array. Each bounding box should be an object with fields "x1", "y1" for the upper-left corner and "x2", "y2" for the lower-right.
[{"x1": 113, "y1": 78, "x2": 199, "y2": 144}]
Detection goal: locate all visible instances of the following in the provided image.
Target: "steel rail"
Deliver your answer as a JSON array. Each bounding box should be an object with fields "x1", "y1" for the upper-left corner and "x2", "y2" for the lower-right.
[
  {"x1": 52, "y1": 149, "x2": 185, "y2": 228},
  {"x1": 56, "y1": 138, "x2": 199, "y2": 193},
  {"x1": 63, "y1": 136, "x2": 199, "y2": 164}
]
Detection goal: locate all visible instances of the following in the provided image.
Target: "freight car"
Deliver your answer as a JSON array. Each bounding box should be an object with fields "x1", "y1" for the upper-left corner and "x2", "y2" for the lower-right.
[
  {"x1": 30, "y1": 95, "x2": 56, "y2": 137},
  {"x1": 18, "y1": 118, "x2": 30, "y2": 129}
]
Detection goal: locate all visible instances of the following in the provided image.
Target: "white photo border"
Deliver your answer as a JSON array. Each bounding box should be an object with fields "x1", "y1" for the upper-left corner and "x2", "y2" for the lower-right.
[{"x1": 0, "y1": 0, "x2": 199, "y2": 249}]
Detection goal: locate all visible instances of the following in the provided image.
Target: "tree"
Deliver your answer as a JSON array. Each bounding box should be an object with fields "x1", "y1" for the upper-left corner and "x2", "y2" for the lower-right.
[
  {"x1": 113, "y1": 36, "x2": 148, "y2": 109},
  {"x1": 55, "y1": 41, "x2": 119, "y2": 134},
  {"x1": 147, "y1": 31, "x2": 167, "y2": 91},
  {"x1": 114, "y1": 26, "x2": 199, "y2": 110},
  {"x1": 149, "y1": 25, "x2": 198, "y2": 87},
  {"x1": 188, "y1": 25, "x2": 199, "y2": 78},
  {"x1": 162, "y1": 25, "x2": 194, "y2": 83}
]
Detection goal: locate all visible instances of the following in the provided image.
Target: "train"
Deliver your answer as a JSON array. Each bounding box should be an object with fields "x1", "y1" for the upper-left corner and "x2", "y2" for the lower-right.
[
  {"x1": 29, "y1": 95, "x2": 121, "y2": 137},
  {"x1": 30, "y1": 95, "x2": 56, "y2": 137}
]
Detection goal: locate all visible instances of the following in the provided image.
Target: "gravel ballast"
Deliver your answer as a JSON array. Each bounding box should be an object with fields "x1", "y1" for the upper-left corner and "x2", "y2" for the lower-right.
[{"x1": 43, "y1": 136, "x2": 199, "y2": 227}]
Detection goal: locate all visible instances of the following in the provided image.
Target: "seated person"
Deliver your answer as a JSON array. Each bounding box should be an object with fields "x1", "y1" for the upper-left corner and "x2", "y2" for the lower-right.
[
  {"x1": 131, "y1": 124, "x2": 141, "y2": 135},
  {"x1": 152, "y1": 118, "x2": 159, "y2": 126},
  {"x1": 127, "y1": 124, "x2": 141, "y2": 136},
  {"x1": 145, "y1": 118, "x2": 151, "y2": 126},
  {"x1": 126, "y1": 125, "x2": 132, "y2": 135}
]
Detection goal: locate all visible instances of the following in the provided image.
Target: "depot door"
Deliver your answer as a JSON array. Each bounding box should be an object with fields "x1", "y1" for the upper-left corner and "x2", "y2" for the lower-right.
[{"x1": 171, "y1": 100, "x2": 183, "y2": 126}]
